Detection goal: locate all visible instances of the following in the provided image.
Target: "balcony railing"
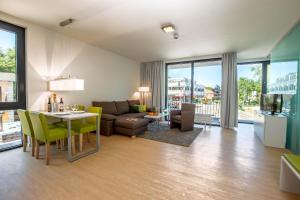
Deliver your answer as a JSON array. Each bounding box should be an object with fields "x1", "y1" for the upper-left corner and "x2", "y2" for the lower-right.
[{"x1": 167, "y1": 100, "x2": 221, "y2": 124}]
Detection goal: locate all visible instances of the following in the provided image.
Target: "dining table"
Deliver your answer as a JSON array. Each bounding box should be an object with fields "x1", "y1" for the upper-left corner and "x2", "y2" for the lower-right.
[{"x1": 42, "y1": 111, "x2": 100, "y2": 162}]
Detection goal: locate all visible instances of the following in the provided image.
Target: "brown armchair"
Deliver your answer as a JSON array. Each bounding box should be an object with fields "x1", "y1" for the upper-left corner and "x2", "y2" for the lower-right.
[{"x1": 170, "y1": 103, "x2": 196, "y2": 131}]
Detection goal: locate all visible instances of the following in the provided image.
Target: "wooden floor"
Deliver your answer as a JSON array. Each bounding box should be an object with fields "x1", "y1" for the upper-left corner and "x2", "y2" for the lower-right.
[{"x1": 0, "y1": 124, "x2": 299, "y2": 200}]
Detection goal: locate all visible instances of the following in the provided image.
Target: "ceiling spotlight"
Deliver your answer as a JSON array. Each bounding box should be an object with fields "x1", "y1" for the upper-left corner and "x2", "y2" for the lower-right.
[
  {"x1": 59, "y1": 18, "x2": 74, "y2": 27},
  {"x1": 173, "y1": 32, "x2": 179, "y2": 40},
  {"x1": 161, "y1": 24, "x2": 176, "y2": 33}
]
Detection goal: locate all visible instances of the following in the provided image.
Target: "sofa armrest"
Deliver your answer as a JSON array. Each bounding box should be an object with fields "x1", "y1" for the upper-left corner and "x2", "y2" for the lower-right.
[{"x1": 102, "y1": 114, "x2": 118, "y2": 121}]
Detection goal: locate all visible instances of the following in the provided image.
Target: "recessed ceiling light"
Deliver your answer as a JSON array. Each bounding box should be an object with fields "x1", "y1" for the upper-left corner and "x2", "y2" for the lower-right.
[{"x1": 161, "y1": 24, "x2": 176, "y2": 33}]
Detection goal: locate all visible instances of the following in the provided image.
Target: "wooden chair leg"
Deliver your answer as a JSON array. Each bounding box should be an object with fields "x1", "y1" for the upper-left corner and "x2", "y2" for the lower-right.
[
  {"x1": 71, "y1": 136, "x2": 76, "y2": 155},
  {"x1": 79, "y1": 134, "x2": 83, "y2": 152},
  {"x1": 45, "y1": 142, "x2": 50, "y2": 165},
  {"x1": 35, "y1": 140, "x2": 40, "y2": 159},
  {"x1": 86, "y1": 133, "x2": 90, "y2": 143},
  {"x1": 60, "y1": 138, "x2": 64, "y2": 150},
  {"x1": 23, "y1": 134, "x2": 27, "y2": 152},
  {"x1": 31, "y1": 137, "x2": 35, "y2": 157},
  {"x1": 56, "y1": 140, "x2": 60, "y2": 149}
]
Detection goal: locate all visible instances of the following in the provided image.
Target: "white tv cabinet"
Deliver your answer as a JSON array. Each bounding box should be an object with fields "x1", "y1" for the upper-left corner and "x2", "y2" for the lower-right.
[{"x1": 254, "y1": 112, "x2": 287, "y2": 148}]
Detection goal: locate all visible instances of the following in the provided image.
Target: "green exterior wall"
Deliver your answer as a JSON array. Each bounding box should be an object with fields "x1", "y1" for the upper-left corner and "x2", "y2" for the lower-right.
[{"x1": 271, "y1": 22, "x2": 300, "y2": 154}]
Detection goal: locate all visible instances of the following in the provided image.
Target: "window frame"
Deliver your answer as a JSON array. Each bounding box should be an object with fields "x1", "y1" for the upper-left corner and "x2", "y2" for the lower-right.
[
  {"x1": 165, "y1": 58, "x2": 222, "y2": 108},
  {"x1": 0, "y1": 20, "x2": 26, "y2": 110},
  {"x1": 0, "y1": 20, "x2": 26, "y2": 152}
]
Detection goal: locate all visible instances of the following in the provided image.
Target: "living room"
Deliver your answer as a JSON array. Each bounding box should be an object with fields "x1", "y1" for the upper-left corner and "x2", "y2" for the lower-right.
[{"x1": 0, "y1": 1, "x2": 300, "y2": 199}]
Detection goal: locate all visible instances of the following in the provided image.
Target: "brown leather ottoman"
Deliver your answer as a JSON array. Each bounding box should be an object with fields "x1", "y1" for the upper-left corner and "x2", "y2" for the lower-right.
[{"x1": 114, "y1": 118, "x2": 149, "y2": 138}]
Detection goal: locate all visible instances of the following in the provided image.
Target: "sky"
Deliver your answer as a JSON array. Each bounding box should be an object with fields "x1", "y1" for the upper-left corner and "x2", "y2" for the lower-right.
[
  {"x1": 168, "y1": 63, "x2": 261, "y2": 87},
  {"x1": 0, "y1": 29, "x2": 15, "y2": 50}
]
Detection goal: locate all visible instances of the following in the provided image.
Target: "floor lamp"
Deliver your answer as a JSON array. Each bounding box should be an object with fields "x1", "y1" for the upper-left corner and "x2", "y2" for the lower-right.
[{"x1": 138, "y1": 86, "x2": 149, "y2": 105}]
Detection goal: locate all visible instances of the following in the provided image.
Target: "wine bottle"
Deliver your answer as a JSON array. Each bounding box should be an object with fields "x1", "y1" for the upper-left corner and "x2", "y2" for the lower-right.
[
  {"x1": 59, "y1": 98, "x2": 64, "y2": 112},
  {"x1": 47, "y1": 97, "x2": 51, "y2": 112}
]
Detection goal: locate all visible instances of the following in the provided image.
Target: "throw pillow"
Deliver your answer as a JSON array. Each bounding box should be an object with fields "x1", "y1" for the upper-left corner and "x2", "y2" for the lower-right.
[
  {"x1": 130, "y1": 105, "x2": 140, "y2": 113},
  {"x1": 139, "y1": 105, "x2": 147, "y2": 112},
  {"x1": 130, "y1": 105, "x2": 146, "y2": 113}
]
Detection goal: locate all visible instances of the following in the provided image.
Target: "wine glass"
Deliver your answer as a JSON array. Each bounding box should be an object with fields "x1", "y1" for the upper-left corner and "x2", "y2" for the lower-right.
[{"x1": 71, "y1": 104, "x2": 77, "y2": 112}]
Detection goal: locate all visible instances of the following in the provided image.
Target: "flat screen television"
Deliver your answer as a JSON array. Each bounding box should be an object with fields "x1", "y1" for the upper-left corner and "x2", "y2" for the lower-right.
[{"x1": 261, "y1": 94, "x2": 283, "y2": 115}]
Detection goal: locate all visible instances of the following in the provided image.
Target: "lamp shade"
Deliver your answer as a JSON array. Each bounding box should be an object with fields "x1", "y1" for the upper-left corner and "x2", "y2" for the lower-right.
[
  {"x1": 138, "y1": 86, "x2": 149, "y2": 92},
  {"x1": 49, "y1": 78, "x2": 84, "y2": 91}
]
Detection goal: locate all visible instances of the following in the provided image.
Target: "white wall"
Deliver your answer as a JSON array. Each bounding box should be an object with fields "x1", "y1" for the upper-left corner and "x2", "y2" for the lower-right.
[{"x1": 0, "y1": 12, "x2": 140, "y2": 111}]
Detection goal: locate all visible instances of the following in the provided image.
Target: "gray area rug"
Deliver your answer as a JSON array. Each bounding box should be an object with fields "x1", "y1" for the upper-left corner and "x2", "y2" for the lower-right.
[{"x1": 137, "y1": 124, "x2": 203, "y2": 147}]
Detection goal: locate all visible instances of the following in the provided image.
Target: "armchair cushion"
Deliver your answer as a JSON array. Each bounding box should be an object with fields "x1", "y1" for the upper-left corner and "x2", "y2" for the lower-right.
[
  {"x1": 172, "y1": 115, "x2": 182, "y2": 123},
  {"x1": 170, "y1": 110, "x2": 181, "y2": 116}
]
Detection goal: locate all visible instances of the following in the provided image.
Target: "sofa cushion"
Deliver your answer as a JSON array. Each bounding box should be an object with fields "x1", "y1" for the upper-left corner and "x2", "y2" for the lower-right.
[
  {"x1": 92, "y1": 101, "x2": 117, "y2": 115},
  {"x1": 115, "y1": 101, "x2": 130, "y2": 115},
  {"x1": 101, "y1": 114, "x2": 118, "y2": 121},
  {"x1": 284, "y1": 154, "x2": 300, "y2": 173},
  {"x1": 121, "y1": 112, "x2": 148, "y2": 118},
  {"x1": 127, "y1": 99, "x2": 140, "y2": 106},
  {"x1": 115, "y1": 118, "x2": 149, "y2": 129},
  {"x1": 172, "y1": 114, "x2": 182, "y2": 123},
  {"x1": 115, "y1": 126, "x2": 147, "y2": 136}
]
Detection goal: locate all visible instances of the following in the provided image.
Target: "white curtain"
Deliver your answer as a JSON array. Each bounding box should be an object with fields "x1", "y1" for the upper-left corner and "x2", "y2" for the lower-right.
[
  {"x1": 140, "y1": 61, "x2": 164, "y2": 110},
  {"x1": 221, "y1": 52, "x2": 238, "y2": 128}
]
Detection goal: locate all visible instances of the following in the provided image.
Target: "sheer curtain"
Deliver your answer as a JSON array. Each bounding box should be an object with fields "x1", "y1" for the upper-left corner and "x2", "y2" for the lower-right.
[
  {"x1": 221, "y1": 52, "x2": 238, "y2": 128},
  {"x1": 140, "y1": 61, "x2": 165, "y2": 110}
]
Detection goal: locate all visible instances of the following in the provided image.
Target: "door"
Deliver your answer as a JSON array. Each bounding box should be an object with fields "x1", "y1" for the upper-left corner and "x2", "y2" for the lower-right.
[{"x1": 0, "y1": 20, "x2": 26, "y2": 151}]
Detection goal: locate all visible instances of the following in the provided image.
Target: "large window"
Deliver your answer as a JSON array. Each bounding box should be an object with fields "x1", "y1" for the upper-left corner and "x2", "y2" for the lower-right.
[
  {"x1": 167, "y1": 59, "x2": 270, "y2": 125},
  {"x1": 237, "y1": 61, "x2": 269, "y2": 123},
  {"x1": 166, "y1": 59, "x2": 222, "y2": 125},
  {"x1": 0, "y1": 20, "x2": 26, "y2": 151}
]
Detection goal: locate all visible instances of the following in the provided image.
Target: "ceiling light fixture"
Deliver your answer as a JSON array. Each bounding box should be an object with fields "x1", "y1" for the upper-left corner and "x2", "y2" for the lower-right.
[
  {"x1": 161, "y1": 24, "x2": 176, "y2": 33},
  {"x1": 59, "y1": 18, "x2": 74, "y2": 27}
]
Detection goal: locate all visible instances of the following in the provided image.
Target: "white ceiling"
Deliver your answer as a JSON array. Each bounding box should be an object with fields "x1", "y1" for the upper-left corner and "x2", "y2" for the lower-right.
[{"x1": 1, "y1": 0, "x2": 300, "y2": 62}]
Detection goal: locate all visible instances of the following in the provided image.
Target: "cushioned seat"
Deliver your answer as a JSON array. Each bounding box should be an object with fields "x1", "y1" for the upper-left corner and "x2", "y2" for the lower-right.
[
  {"x1": 284, "y1": 154, "x2": 300, "y2": 173},
  {"x1": 171, "y1": 115, "x2": 182, "y2": 123},
  {"x1": 48, "y1": 127, "x2": 68, "y2": 141},
  {"x1": 70, "y1": 123, "x2": 97, "y2": 135},
  {"x1": 114, "y1": 117, "x2": 149, "y2": 137},
  {"x1": 121, "y1": 112, "x2": 148, "y2": 118},
  {"x1": 101, "y1": 113, "x2": 118, "y2": 121},
  {"x1": 115, "y1": 118, "x2": 148, "y2": 129}
]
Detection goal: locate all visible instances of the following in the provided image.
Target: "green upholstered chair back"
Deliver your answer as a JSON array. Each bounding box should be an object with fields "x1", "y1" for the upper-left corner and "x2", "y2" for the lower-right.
[
  {"x1": 86, "y1": 107, "x2": 102, "y2": 126},
  {"x1": 78, "y1": 105, "x2": 85, "y2": 111},
  {"x1": 17, "y1": 109, "x2": 34, "y2": 137},
  {"x1": 29, "y1": 112, "x2": 49, "y2": 142}
]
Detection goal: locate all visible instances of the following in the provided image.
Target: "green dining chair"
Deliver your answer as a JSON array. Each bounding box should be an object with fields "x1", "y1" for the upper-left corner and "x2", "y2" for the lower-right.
[
  {"x1": 71, "y1": 106, "x2": 102, "y2": 152},
  {"x1": 29, "y1": 112, "x2": 70, "y2": 165},
  {"x1": 17, "y1": 109, "x2": 35, "y2": 156}
]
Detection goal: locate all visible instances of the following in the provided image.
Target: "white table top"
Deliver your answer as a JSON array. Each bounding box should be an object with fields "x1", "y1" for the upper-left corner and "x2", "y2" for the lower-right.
[{"x1": 41, "y1": 111, "x2": 98, "y2": 120}]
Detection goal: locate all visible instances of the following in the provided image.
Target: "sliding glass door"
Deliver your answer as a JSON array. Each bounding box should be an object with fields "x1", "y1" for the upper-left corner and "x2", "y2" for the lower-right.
[
  {"x1": 193, "y1": 60, "x2": 222, "y2": 124},
  {"x1": 0, "y1": 20, "x2": 26, "y2": 151},
  {"x1": 166, "y1": 59, "x2": 222, "y2": 125},
  {"x1": 167, "y1": 62, "x2": 192, "y2": 109}
]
